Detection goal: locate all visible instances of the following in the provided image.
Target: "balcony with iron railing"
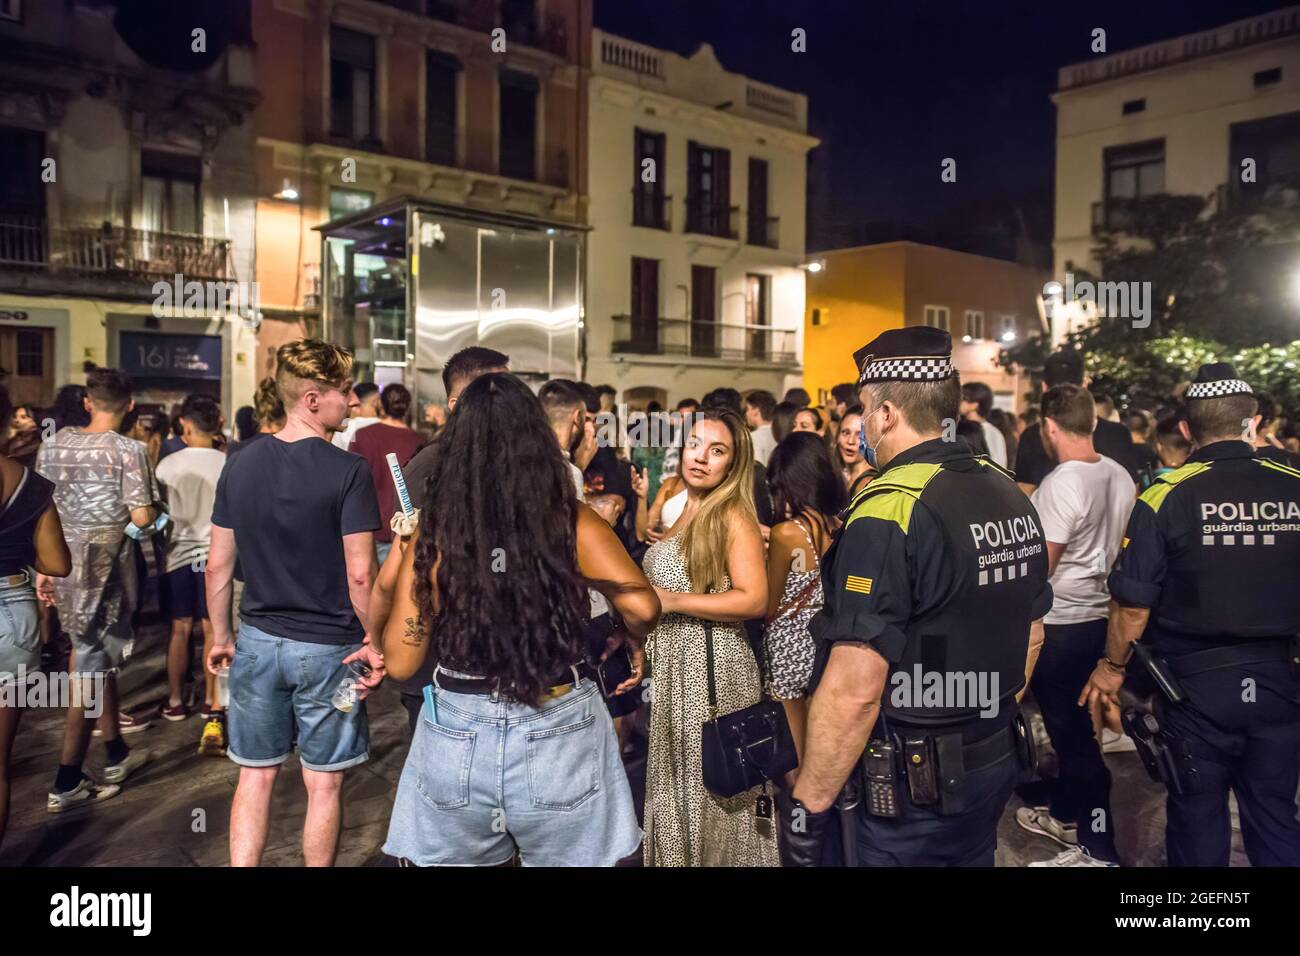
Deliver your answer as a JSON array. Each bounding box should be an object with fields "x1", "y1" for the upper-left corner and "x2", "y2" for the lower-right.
[
  {"x1": 747, "y1": 214, "x2": 779, "y2": 249},
  {"x1": 0, "y1": 217, "x2": 234, "y2": 284},
  {"x1": 413, "y1": 1, "x2": 567, "y2": 57},
  {"x1": 631, "y1": 188, "x2": 672, "y2": 230},
  {"x1": 611, "y1": 315, "x2": 797, "y2": 366},
  {"x1": 684, "y1": 200, "x2": 739, "y2": 240}
]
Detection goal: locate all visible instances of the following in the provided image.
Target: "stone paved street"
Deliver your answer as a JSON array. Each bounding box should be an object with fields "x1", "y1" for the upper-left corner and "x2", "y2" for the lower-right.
[{"x1": 0, "y1": 620, "x2": 1249, "y2": 867}]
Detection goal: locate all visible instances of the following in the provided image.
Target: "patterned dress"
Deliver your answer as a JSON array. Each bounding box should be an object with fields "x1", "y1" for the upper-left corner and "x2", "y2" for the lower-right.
[
  {"x1": 763, "y1": 518, "x2": 823, "y2": 700},
  {"x1": 642, "y1": 534, "x2": 780, "y2": 867}
]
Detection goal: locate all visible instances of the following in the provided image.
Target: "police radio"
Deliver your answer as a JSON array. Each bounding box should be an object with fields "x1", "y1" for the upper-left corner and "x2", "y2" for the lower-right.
[{"x1": 862, "y1": 740, "x2": 900, "y2": 818}]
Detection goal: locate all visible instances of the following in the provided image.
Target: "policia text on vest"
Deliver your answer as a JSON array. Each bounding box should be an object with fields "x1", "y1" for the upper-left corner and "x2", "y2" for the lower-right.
[
  {"x1": 777, "y1": 322, "x2": 1053, "y2": 868},
  {"x1": 1092, "y1": 440, "x2": 1300, "y2": 867}
]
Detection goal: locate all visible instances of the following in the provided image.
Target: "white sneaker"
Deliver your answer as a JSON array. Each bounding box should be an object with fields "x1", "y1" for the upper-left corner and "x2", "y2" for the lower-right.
[
  {"x1": 1029, "y1": 846, "x2": 1119, "y2": 867},
  {"x1": 1015, "y1": 805, "x2": 1078, "y2": 848},
  {"x1": 102, "y1": 748, "x2": 151, "y2": 785},
  {"x1": 47, "y1": 777, "x2": 121, "y2": 813},
  {"x1": 1100, "y1": 728, "x2": 1136, "y2": 753}
]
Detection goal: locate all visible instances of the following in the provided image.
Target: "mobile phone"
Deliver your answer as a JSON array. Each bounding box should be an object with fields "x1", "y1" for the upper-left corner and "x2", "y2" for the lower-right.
[{"x1": 597, "y1": 647, "x2": 634, "y2": 697}]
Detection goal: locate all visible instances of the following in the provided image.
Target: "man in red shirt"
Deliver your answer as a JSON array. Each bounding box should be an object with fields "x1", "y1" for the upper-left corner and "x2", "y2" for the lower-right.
[{"x1": 349, "y1": 384, "x2": 424, "y2": 565}]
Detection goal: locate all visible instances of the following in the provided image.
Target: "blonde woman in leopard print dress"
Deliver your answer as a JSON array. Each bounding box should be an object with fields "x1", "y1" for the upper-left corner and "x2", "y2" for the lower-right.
[{"x1": 641, "y1": 408, "x2": 777, "y2": 867}]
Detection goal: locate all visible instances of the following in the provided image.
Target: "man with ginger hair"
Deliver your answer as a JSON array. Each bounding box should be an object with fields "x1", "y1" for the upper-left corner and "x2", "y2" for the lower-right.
[{"x1": 206, "y1": 339, "x2": 385, "y2": 866}]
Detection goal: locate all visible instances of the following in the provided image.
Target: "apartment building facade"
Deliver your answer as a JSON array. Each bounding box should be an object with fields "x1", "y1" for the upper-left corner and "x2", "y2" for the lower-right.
[
  {"x1": 803, "y1": 242, "x2": 1048, "y2": 412},
  {"x1": 1051, "y1": 6, "x2": 1300, "y2": 344},
  {"x1": 0, "y1": 0, "x2": 259, "y2": 415},
  {"x1": 255, "y1": 0, "x2": 588, "y2": 403},
  {"x1": 585, "y1": 30, "x2": 817, "y2": 409}
]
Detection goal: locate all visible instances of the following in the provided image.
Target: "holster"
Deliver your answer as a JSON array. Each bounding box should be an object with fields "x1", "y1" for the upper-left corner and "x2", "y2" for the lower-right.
[{"x1": 1121, "y1": 707, "x2": 1203, "y2": 795}]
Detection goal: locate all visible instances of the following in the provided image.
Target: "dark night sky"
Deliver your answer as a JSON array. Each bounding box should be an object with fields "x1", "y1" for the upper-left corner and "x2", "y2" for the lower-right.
[{"x1": 594, "y1": 0, "x2": 1294, "y2": 261}]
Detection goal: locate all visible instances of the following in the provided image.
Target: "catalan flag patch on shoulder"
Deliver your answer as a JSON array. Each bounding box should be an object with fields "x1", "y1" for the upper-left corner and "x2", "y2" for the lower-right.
[{"x1": 845, "y1": 575, "x2": 873, "y2": 595}]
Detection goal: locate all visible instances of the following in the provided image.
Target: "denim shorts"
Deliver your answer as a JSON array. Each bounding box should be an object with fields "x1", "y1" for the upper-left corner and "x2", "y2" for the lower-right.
[
  {"x1": 0, "y1": 574, "x2": 39, "y2": 689},
  {"x1": 226, "y1": 623, "x2": 369, "y2": 772},
  {"x1": 383, "y1": 673, "x2": 641, "y2": 866}
]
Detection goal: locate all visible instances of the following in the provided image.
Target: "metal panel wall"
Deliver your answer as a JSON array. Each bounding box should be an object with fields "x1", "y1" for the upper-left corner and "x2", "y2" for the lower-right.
[{"x1": 410, "y1": 209, "x2": 581, "y2": 404}]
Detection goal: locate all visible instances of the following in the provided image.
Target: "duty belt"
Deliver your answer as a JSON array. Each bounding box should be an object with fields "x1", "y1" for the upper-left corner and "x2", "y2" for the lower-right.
[{"x1": 1166, "y1": 638, "x2": 1293, "y2": 679}]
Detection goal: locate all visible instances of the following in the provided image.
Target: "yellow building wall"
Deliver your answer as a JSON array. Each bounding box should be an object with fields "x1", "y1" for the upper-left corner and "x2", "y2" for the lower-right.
[{"x1": 802, "y1": 244, "x2": 907, "y2": 403}]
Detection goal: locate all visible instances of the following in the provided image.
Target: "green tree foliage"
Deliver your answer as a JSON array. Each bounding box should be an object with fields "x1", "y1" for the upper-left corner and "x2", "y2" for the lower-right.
[{"x1": 1001, "y1": 185, "x2": 1300, "y2": 416}]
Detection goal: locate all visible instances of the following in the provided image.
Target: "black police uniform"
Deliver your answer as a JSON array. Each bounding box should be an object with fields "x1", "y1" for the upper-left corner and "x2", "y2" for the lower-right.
[
  {"x1": 1109, "y1": 439, "x2": 1300, "y2": 866},
  {"x1": 807, "y1": 437, "x2": 1052, "y2": 864}
]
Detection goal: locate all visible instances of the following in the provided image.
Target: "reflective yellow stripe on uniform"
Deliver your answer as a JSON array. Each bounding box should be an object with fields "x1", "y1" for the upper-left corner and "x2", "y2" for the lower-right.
[
  {"x1": 974, "y1": 456, "x2": 1016, "y2": 481},
  {"x1": 1139, "y1": 460, "x2": 1211, "y2": 513},
  {"x1": 1258, "y1": 458, "x2": 1300, "y2": 481},
  {"x1": 844, "y1": 462, "x2": 943, "y2": 533}
]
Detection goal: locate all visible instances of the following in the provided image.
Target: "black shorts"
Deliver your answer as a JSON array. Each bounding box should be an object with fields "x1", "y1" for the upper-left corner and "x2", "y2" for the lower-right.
[{"x1": 164, "y1": 565, "x2": 208, "y2": 621}]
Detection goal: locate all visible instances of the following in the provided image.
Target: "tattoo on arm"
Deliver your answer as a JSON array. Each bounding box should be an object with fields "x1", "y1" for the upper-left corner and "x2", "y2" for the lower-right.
[{"x1": 401, "y1": 617, "x2": 425, "y2": 647}]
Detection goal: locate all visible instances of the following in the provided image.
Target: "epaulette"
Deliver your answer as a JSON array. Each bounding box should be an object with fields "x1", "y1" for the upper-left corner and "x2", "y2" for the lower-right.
[
  {"x1": 973, "y1": 455, "x2": 1016, "y2": 481},
  {"x1": 1257, "y1": 457, "x2": 1300, "y2": 481}
]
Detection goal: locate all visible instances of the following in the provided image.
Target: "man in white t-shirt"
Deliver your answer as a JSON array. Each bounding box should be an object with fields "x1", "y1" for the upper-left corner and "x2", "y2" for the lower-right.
[
  {"x1": 155, "y1": 395, "x2": 229, "y2": 735},
  {"x1": 960, "y1": 381, "x2": 1007, "y2": 468},
  {"x1": 745, "y1": 389, "x2": 777, "y2": 465},
  {"x1": 1017, "y1": 384, "x2": 1133, "y2": 867},
  {"x1": 332, "y1": 381, "x2": 381, "y2": 450}
]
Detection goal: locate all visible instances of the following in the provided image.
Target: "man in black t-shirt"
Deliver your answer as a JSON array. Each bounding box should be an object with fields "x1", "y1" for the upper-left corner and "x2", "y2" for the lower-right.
[
  {"x1": 1015, "y1": 349, "x2": 1137, "y2": 493},
  {"x1": 206, "y1": 340, "x2": 382, "y2": 867}
]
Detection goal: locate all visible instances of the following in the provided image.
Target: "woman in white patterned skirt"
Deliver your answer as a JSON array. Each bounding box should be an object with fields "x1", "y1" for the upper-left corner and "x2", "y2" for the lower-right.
[
  {"x1": 762, "y1": 431, "x2": 846, "y2": 785},
  {"x1": 641, "y1": 407, "x2": 774, "y2": 866}
]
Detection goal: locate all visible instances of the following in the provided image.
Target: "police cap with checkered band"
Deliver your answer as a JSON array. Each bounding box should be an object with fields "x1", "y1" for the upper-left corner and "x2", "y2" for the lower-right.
[
  {"x1": 854, "y1": 326, "x2": 954, "y2": 386},
  {"x1": 1185, "y1": 362, "x2": 1253, "y2": 400}
]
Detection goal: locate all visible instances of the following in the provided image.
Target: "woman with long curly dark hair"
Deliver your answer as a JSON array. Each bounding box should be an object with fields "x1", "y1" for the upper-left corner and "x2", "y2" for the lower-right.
[{"x1": 379, "y1": 373, "x2": 659, "y2": 866}]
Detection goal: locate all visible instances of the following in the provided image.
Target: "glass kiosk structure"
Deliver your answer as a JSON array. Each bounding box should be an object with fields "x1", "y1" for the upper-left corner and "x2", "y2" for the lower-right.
[{"x1": 318, "y1": 197, "x2": 585, "y2": 407}]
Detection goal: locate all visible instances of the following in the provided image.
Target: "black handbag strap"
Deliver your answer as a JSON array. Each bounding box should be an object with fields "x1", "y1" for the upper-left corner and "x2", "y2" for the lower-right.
[{"x1": 705, "y1": 620, "x2": 718, "y2": 719}]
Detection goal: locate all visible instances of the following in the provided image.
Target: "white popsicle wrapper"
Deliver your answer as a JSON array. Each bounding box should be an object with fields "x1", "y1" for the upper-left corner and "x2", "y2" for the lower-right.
[{"x1": 387, "y1": 452, "x2": 415, "y2": 516}]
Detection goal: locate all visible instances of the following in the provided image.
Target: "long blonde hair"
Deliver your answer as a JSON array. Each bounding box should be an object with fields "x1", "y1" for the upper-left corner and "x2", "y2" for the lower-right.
[{"x1": 680, "y1": 407, "x2": 756, "y2": 593}]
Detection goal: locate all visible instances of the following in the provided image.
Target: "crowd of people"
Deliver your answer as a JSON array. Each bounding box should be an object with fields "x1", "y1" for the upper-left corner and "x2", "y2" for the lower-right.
[{"x1": 0, "y1": 331, "x2": 1296, "y2": 868}]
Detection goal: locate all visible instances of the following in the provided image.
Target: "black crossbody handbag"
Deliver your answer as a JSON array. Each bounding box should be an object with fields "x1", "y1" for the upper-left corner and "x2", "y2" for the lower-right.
[{"x1": 700, "y1": 621, "x2": 798, "y2": 798}]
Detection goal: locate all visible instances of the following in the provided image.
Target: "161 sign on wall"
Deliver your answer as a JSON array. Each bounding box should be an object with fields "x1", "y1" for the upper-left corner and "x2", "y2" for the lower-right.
[{"x1": 120, "y1": 331, "x2": 222, "y2": 380}]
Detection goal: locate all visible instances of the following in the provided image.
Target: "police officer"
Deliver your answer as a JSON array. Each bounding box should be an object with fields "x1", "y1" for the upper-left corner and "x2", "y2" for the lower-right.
[
  {"x1": 778, "y1": 326, "x2": 1053, "y2": 866},
  {"x1": 1080, "y1": 363, "x2": 1300, "y2": 866}
]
